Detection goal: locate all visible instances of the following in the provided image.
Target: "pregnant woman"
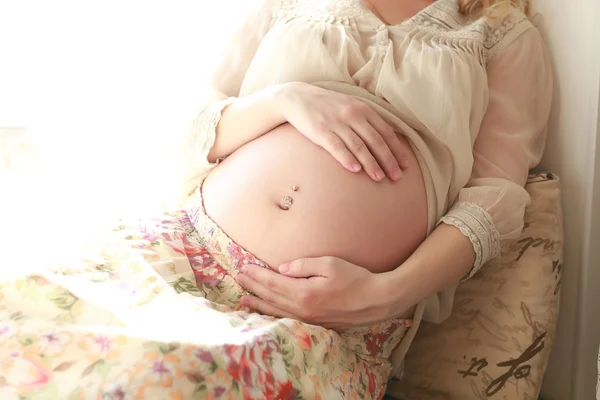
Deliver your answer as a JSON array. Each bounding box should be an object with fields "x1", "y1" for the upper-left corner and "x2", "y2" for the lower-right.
[{"x1": 174, "y1": 0, "x2": 552, "y2": 395}]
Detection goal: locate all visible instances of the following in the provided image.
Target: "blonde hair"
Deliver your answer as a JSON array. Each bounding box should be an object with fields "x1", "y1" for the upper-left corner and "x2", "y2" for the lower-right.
[{"x1": 458, "y1": 0, "x2": 530, "y2": 18}]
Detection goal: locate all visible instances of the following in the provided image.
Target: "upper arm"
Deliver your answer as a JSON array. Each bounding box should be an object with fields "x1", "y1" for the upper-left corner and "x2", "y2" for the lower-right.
[
  {"x1": 440, "y1": 27, "x2": 554, "y2": 274},
  {"x1": 203, "y1": 0, "x2": 277, "y2": 100},
  {"x1": 472, "y1": 27, "x2": 553, "y2": 186}
]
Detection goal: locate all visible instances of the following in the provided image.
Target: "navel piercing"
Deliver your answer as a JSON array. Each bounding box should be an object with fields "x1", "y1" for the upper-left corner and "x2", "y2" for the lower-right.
[
  {"x1": 292, "y1": 185, "x2": 299, "y2": 192},
  {"x1": 279, "y1": 195, "x2": 294, "y2": 210}
]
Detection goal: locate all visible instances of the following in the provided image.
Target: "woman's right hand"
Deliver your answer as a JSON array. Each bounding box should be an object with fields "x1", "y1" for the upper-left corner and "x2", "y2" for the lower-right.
[{"x1": 276, "y1": 82, "x2": 409, "y2": 181}]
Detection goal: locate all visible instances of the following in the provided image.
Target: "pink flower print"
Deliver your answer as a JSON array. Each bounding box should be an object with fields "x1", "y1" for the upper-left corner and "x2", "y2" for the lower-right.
[
  {"x1": 78, "y1": 334, "x2": 123, "y2": 362},
  {"x1": 36, "y1": 331, "x2": 72, "y2": 357},
  {"x1": 169, "y1": 215, "x2": 186, "y2": 228},
  {"x1": 363, "y1": 322, "x2": 401, "y2": 358},
  {"x1": 191, "y1": 251, "x2": 219, "y2": 270},
  {"x1": 214, "y1": 386, "x2": 226, "y2": 397},
  {"x1": 139, "y1": 224, "x2": 160, "y2": 242},
  {"x1": 192, "y1": 271, "x2": 221, "y2": 288},
  {"x1": 43, "y1": 333, "x2": 58, "y2": 343},
  {"x1": 0, "y1": 324, "x2": 11, "y2": 338},
  {"x1": 184, "y1": 207, "x2": 198, "y2": 225},
  {"x1": 208, "y1": 225, "x2": 217, "y2": 239},
  {"x1": 195, "y1": 349, "x2": 215, "y2": 364},
  {"x1": 2, "y1": 352, "x2": 51, "y2": 395},
  {"x1": 95, "y1": 336, "x2": 111, "y2": 352},
  {"x1": 177, "y1": 233, "x2": 208, "y2": 257},
  {"x1": 190, "y1": 250, "x2": 227, "y2": 287},
  {"x1": 106, "y1": 386, "x2": 126, "y2": 400},
  {"x1": 133, "y1": 351, "x2": 182, "y2": 389},
  {"x1": 152, "y1": 360, "x2": 169, "y2": 376},
  {"x1": 227, "y1": 242, "x2": 267, "y2": 270},
  {"x1": 227, "y1": 242, "x2": 244, "y2": 267},
  {"x1": 289, "y1": 326, "x2": 312, "y2": 351}
]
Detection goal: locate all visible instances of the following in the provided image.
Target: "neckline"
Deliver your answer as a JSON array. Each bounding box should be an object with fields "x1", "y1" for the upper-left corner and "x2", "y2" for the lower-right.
[{"x1": 359, "y1": 0, "x2": 442, "y2": 27}]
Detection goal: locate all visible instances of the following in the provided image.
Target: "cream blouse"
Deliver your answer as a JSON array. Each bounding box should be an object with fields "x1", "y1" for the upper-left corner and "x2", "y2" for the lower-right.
[{"x1": 182, "y1": 0, "x2": 552, "y2": 340}]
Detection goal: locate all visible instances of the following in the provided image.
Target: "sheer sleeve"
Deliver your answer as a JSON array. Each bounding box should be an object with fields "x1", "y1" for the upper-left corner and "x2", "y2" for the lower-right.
[
  {"x1": 177, "y1": 0, "x2": 277, "y2": 197},
  {"x1": 439, "y1": 27, "x2": 553, "y2": 280}
]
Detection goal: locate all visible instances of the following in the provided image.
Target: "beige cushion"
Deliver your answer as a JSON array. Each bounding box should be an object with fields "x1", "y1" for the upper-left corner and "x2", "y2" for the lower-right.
[{"x1": 387, "y1": 172, "x2": 563, "y2": 400}]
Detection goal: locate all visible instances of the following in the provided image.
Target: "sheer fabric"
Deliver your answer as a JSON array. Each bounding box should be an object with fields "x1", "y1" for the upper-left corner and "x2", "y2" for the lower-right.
[{"x1": 176, "y1": 0, "x2": 553, "y2": 373}]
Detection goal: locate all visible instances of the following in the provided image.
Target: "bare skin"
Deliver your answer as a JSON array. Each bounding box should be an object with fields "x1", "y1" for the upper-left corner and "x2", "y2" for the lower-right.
[
  {"x1": 203, "y1": 123, "x2": 428, "y2": 274},
  {"x1": 362, "y1": 0, "x2": 436, "y2": 25},
  {"x1": 204, "y1": 0, "x2": 477, "y2": 328}
]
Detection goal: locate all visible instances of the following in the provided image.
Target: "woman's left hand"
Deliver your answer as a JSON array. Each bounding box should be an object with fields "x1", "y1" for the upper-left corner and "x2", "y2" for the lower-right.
[{"x1": 235, "y1": 256, "x2": 396, "y2": 330}]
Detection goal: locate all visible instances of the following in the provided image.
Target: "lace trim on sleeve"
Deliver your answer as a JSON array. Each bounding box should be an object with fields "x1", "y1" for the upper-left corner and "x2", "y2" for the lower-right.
[{"x1": 438, "y1": 201, "x2": 501, "y2": 281}]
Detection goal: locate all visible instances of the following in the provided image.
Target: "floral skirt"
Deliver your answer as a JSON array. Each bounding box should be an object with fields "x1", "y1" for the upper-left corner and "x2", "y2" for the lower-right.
[{"x1": 0, "y1": 185, "x2": 411, "y2": 400}]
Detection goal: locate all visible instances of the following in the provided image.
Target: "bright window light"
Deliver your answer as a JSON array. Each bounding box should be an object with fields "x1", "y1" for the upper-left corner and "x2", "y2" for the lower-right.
[{"x1": 0, "y1": 1, "x2": 248, "y2": 276}]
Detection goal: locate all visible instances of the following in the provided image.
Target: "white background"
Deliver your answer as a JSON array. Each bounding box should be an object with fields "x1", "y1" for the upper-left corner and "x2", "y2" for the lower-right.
[
  {"x1": 0, "y1": 1, "x2": 240, "y2": 266},
  {"x1": 532, "y1": 0, "x2": 600, "y2": 399}
]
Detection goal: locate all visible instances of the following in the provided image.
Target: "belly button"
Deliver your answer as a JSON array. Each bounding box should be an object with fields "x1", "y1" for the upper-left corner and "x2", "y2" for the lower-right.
[{"x1": 278, "y1": 195, "x2": 294, "y2": 211}]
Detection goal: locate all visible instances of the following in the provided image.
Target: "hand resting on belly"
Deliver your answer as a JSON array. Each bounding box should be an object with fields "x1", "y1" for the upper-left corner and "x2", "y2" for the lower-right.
[{"x1": 202, "y1": 123, "x2": 428, "y2": 273}]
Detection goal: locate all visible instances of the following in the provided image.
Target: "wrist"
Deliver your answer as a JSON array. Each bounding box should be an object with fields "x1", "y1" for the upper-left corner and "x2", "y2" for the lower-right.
[
  {"x1": 272, "y1": 81, "x2": 304, "y2": 114},
  {"x1": 370, "y1": 269, "x2": 414, "y2": 320},
  {"x1": 257, "y1": 83, "x2": 288, "y2": 124}
]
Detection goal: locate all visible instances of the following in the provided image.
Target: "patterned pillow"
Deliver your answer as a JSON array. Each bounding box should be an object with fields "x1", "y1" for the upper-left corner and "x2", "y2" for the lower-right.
[
  {"x1": 386, "y1": 172, "x2": 563, "y2": 400},
  {"x1": 597, "y1": 348, "x2": 600, "y2": 400}
]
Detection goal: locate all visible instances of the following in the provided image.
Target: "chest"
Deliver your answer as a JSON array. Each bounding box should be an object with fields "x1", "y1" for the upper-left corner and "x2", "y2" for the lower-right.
[
  {"x1": 241, "y1": 11, "x2": 488, "y2": 103},
  {"x1": 362, "y1": 0, "x2": 437, "y2": 26}
]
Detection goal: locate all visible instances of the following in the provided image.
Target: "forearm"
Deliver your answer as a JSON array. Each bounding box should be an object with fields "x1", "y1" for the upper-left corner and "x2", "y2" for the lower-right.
[
  {"x1": 207, "y1": 84, "x2": 288, "y2": 162},
  {"x1": 376, "y1": 223, "x2": 476, "y2": 319}
]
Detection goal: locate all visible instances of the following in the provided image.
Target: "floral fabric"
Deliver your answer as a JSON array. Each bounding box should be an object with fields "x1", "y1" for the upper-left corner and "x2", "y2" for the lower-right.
[{"x1": 0, "y1": 187, "x2": 411, "y2": 399}]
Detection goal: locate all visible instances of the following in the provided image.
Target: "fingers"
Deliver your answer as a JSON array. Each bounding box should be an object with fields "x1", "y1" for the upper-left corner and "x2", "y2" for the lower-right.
[
  {"x1": 236, "y1": 265, "x2": 305, "y2": 299},
  {"x1": 279, "y1": 257, "x2": 327, "y2": 278},
  {"x1": 309, "y1": 98, "x2": 408, "y2": 181},
  {"x1": 242, "y1": 295, "x2": 339, "y2": 328},
  {"x1": 318, "y1": 130, "x2": 363, "y2": 174},
  {"x1": 354, "y1": 121, "x2": 402, "y2": 181},
  {"x1": 236, "y1": 271, "x2": 299, "y2": 311},
  {"x1": 334, "y1": 126, "x2": 385, "y2": 181},
  {"x1": 368, "y1": 114, "x2": 410, "y2": 172},
  {"x1": 240, "y1": 295, "x2": 298, "y2": 320}
]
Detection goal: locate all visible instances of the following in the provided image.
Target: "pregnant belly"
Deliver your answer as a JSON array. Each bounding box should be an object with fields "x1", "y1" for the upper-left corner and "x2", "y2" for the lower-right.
[{"x1": 202, "y1": 123, "x2": 428, "y2": 273}]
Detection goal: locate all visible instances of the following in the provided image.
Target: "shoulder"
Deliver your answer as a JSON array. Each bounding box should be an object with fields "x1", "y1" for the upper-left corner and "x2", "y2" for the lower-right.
[
  {"x1": 408, "y1": 1, "x2": 536, "y2": 62},
  {"x1": 479, "y1": 8, "x2": 537, "y2": 58}
]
